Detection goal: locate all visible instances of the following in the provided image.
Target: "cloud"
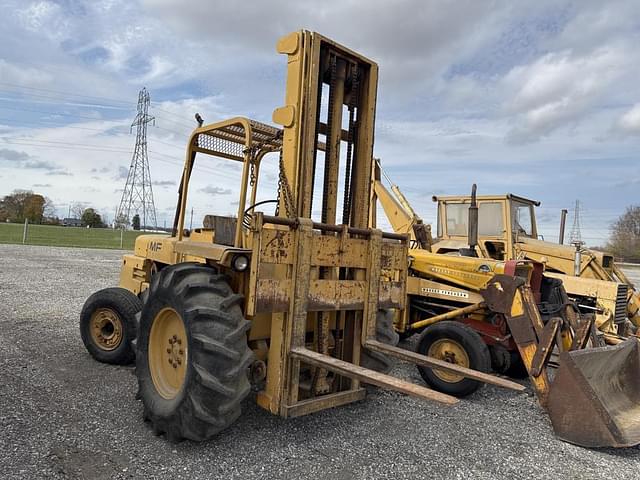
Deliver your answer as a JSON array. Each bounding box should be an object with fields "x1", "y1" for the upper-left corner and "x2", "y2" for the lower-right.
[
  {"x1": 199, "y1": 185, "x2": 231, "y2": 195},
  {"x1": 114, "y1": 165, "x2": 129, "y2": 180},
  {"x1": 215, "y1": 161, "x2": 242, "y2": 172},
  {"x1": 0, "y1": 148, "x2": 67, "y2": 173},
  {"x1": 616, "y1": 104, "x2": 640, "y2": 135},
  {"x1": 502, "y1": 45, "x2": 629, "y2": 143},
  {"x1": 152, "y1": 179, "x2": 176, "y2": 186},
  {"x1": 45, "y1": 170, "x2": 73, "y2": 176},
  {"x1": 0, "y1": 148, "x2": 30, "y2": 162},
  {"x1": 32, "y1": 183, "x2": 52, "y2": 188},
  {"x1": 24, "y1": 159, "x2": 59, "y2": 170},
  {"x1": 91, "y1": 166, "x2": 110, "y2": 173}
]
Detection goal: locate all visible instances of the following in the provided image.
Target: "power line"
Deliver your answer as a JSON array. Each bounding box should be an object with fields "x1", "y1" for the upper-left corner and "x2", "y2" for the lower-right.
[
  {"x1": 0, "y1": 117, "x2": 129, "y2": 133},
  {"x1": 0, "y1": 81, "x2": 133, "y2": 106},
  {"x1": 0, "y1": 104, "x2": 116, "y2": 121}
]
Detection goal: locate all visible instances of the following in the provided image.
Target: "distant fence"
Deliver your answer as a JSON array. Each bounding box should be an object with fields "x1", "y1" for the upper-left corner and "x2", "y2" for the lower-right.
[{"x1": 0, "y1": 222, "x2": 166, "y2": 250}]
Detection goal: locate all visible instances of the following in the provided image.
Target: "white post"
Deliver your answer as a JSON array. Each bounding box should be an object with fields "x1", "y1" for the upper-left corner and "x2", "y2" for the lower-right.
[
  {"x1": 120, "y1": 228, "x2": 124, "y2": 249},
  {"x1": 22, "y1": 219, "x2": 28, "y2": 244}
]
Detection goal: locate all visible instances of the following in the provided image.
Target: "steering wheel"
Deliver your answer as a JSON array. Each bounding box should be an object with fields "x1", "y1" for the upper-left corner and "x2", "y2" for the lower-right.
[{"x1": 242, "y1": 200, "x2": 279, "y2": 228}]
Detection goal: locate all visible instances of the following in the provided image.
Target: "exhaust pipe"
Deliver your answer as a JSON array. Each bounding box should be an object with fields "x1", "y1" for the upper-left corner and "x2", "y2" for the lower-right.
[
  {"x1": 572, "y1": 241, "x2": 583, "y2": 276},
  {"x1": 559, "y1": 209, "x2": 568, "y2": 244},
  {"x1": 468, "y1": 184, "x2": 478, "y2": 252}
]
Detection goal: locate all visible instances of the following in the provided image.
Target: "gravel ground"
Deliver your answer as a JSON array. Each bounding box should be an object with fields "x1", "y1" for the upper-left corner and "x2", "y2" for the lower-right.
[{"x1": 1, "y1": 244, "x2": 639, "y2": 479}]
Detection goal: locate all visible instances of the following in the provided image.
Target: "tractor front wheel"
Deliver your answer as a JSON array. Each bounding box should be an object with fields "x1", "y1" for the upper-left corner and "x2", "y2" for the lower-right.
[
  {"x1": 136, "y1": 263, "x2": 253, "y2": 442},
  {"x1": 80, "y1": 287, "x2": 141, "y2": 365}
]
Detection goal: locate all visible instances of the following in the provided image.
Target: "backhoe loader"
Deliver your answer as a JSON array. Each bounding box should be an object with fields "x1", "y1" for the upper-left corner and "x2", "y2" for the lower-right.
[
  {"x1": 373, "y1": 159, "x2": 638, "y2": 341},
  {"x1": 372, "y1": 160, "x2": 640, "y2": 447},
  {"x1": 78, "y1": 30, "x2": 639, "y2": 448}
]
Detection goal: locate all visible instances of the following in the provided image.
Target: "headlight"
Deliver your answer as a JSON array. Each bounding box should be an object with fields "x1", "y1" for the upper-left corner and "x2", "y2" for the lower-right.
[{"x1": 232, "y1": 254, "x2": 250, "y2": 272}]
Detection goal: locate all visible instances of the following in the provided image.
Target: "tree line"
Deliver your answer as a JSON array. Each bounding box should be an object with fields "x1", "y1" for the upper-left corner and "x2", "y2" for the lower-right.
[{"x1": 0, "y1": 190, "x2": 107, "y2": 228}]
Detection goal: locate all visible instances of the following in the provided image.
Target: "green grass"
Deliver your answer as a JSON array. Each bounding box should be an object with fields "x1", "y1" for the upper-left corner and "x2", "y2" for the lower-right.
[{"x1": 0, "y1": 223, "x2": 165, "y2": 250}]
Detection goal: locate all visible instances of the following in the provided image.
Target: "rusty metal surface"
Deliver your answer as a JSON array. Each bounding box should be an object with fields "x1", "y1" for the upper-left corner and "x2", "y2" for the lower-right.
[
  {"x1": 480, "y1": 274, "x2": 525, "y2": 314},
  {"x1": 311, "y1": 235, "x2": 367, "y2": 268},
  {"x1": 254, "y1": 279, "x2": 291, "y2": 312},
  {"x1": 381, "y1": 242, "x2": 407, "y2": 270},
  {"x1": 530, "y1": 318, "x2": 561, "y2": 377},
  {"x1": 547, "y1": 338, "x2": 640, "y2": 447},
  {"x1": 259, "y1": 229, "x2": 294, "y2": 264}
]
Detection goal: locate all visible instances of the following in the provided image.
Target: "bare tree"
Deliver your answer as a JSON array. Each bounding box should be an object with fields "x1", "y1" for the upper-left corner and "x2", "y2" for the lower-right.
[
  {"x1": 70, "y1": 202, "x2": 88, "y2": 219},
  {"x1": 609, "y1": 206, "x2": 640, "y2": 262}
]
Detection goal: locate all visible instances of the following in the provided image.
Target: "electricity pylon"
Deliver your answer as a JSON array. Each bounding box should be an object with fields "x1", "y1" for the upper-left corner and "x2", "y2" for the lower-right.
[{"x1": 115, "y1": 88, "x2": 157, "y2": 230}]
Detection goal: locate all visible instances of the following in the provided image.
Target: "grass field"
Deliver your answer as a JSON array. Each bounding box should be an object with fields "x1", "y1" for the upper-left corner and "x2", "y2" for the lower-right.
[{"x1": 0, "y1": 223, "x2": 163, "y2": 250}]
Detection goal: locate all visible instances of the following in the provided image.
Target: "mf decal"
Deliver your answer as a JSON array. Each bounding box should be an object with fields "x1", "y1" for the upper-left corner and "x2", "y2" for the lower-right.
[{"x1": 149, "y1": 241, "x2": 162, "y2": 252}]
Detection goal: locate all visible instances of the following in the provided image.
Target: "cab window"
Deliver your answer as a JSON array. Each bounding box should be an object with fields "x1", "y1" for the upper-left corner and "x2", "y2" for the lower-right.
[
  {"x1": 445, "y1": 203, "x2": 468, "y2": 236},
  {"x1": 478, "y1": 202, "x2": 504, "y2": 236},
  {"x1": 512, "y1": 201, "x2": 534, "y2": 237},
  {"x1": 445, "y1": 202, "x2": 504, "y2": 237}
]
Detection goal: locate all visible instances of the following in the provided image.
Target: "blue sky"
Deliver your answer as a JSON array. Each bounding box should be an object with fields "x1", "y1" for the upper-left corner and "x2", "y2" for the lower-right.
[{"x1": 0, "y1": 0, "x2": 639, "y2": 245}]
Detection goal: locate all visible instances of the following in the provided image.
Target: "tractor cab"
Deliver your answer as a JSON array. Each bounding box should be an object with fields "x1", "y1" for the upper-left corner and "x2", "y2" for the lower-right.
[{"x1": 432, "y1": 193, "x2": 539, "y2": 260}]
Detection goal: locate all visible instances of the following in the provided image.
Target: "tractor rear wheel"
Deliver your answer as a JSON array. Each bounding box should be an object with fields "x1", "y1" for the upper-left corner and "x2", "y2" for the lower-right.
[
  {"x1": 80, "y1": 287, "x2": 141, "y2": 365},
  {"x1": 361, "y1": 310, "x2": 400, "y2": 373},
  {"x1": 135, "y1": 263, "x2": 253, "y2": 442},
  {"x1": 415, "y1": 321, "x2": 490, "y2": 397}
]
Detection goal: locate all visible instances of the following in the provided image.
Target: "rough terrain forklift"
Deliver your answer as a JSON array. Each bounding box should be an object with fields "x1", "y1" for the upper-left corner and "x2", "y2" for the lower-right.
[{"x1": 80, "y1": 30, "x2": 524, "y2": 443}]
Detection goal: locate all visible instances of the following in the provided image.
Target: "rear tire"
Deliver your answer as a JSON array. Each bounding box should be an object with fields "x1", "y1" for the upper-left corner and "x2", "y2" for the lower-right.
[
  {"x1": 136, "y1": 263, "x2": 253, "y2": 442},
  {"x1": 80, "y1": 287, "x2": 141, "y2": 365},
  {"x1": 415, "y1": 321, "x2": 490, "y2": 397},
  {"x1": 361, "y1": 310, "x2": 400, "y2": 373}
]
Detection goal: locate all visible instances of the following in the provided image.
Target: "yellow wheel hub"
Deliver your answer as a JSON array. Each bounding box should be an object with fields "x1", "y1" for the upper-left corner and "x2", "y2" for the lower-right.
[
  {"x1": 149, "y1": 307, "x2": 188, "y2": 400},
  {"x1": 428, "y1": 338, "x2": 470, "y2": 383},
  {"x1": 90, "y1": 308, "x2": 123, "y2": 351}
]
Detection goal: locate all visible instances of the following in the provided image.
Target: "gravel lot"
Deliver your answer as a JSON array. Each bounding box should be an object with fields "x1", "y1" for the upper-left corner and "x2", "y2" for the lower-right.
[{"x1": 1, "y1": 244, "x2": 639, "y2": 479}]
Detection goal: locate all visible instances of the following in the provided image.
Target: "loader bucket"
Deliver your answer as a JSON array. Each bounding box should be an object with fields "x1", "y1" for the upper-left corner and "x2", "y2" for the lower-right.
[{"x1": 546, "y1": 338, "x2": 640, "y2": 448}]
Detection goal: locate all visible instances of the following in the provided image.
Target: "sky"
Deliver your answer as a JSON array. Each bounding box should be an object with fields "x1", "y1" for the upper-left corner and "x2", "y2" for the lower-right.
[{"x1": 0, "y1": 0, "x2": 639, "y2": 245}]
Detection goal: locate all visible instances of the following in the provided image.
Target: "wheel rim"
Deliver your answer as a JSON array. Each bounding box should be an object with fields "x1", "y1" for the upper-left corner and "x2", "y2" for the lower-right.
[
  {"x1": 149, "y1": 307, "x2": 188, "y2": 400},
  {"x1": 90, "y1": 308, "x2": 123, "y2": 351},
  {"x1": 427, "y1": 338, "x2": 470, "y2": 383}
]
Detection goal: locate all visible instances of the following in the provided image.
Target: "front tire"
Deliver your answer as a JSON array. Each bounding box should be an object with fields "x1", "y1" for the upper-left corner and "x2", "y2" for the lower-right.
[
  {"x1": 80, "y1": 287, "x2": 141, "y2": 365},
  {"x1": 136, "y1": 263, "x2": 253, "y2": 442},
  {"x1": 415, "y1": 321, "x2": 490, "y2": 397}
]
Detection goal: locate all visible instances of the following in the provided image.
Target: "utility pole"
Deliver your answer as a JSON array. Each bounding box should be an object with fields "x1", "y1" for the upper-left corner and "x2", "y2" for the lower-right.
[
  {"x1": 115, "y1": 87, "x2": 158, "y2": 231},
  {"x1": 190, "y1": 208, "x2": 194, "y2": 230}
]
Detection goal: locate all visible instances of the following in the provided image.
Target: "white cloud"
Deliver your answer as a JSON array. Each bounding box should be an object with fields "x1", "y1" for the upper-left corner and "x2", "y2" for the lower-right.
[
  {"x1": 616, "y1": 104, "x2": 640, "y2": 135},
  {"x1": 501, "y1": 45, "x2": 630, "y2": 143}
]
